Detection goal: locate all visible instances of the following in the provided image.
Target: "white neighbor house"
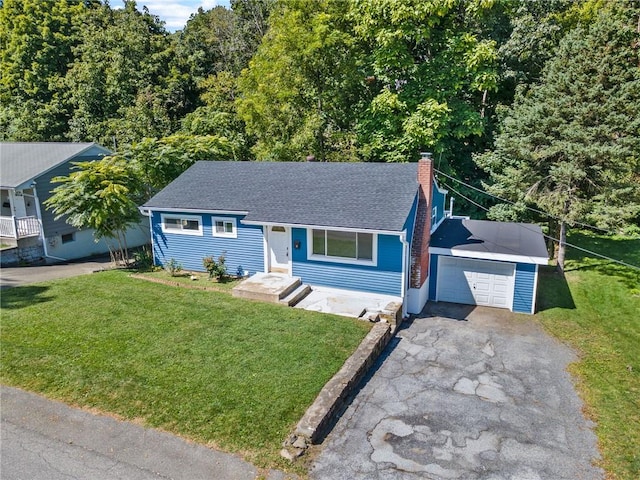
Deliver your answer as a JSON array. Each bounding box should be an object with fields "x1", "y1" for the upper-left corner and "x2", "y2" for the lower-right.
[{"x1": 0, "y1": 142, "x2": 149, "y2": 265}]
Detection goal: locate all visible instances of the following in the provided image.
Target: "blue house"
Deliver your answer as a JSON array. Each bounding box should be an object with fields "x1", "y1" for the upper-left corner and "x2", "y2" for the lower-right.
[{"x1": 142, "y1": 154, "x2": 548, "y2": 315}]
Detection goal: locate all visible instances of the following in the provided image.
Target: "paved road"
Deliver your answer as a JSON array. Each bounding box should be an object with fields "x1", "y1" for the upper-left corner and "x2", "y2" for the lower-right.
[
  {"x1": 1, "y1": 386, "x2": 294, "y2": 480},
  {"x1": 311, "y1": 303, "x2": 603, "y2": 480},
  {"x1": 0, "y1": 256, "x2": 114, "y2": 289}
]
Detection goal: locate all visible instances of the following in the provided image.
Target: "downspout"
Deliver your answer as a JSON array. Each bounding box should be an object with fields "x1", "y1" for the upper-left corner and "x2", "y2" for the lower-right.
[
  {"x1": 32, "y1": 181, "x2": 68, "y2": 263},
  {"x1": 139, "y1": 207, "x2": 155, "y2": 266},
  {"x1": 400, "y1": 231, "x2": 409, "y2": 318}
]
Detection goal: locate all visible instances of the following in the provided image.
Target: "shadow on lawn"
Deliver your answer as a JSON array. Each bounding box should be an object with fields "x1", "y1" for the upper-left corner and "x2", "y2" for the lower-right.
[
  {"x1": 565, "y1": 232, "x2": 640, "y2": 291},
  {"x1": 0, "y1": 285, "x2": 53, "y2": 310},
  {"x1": 536, "y1": 265, "x2": 576, "y2": 311}
]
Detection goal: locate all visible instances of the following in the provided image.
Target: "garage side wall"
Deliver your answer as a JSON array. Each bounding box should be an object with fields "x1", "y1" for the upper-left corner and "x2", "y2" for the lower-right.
[{"x1": 513, "y1": 263, "x2": 537, "y2": 314}]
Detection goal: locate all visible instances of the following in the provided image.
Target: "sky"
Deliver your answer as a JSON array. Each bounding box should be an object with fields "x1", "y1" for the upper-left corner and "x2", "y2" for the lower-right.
[{"x1": 110, "y1": 0, "x2": 232, "y2": 32}]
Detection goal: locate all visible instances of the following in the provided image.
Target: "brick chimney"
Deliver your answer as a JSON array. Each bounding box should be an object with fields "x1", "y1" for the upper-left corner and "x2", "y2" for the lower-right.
[{"x1": 410, "y1": 152, "x2": 433, "y2": 289}]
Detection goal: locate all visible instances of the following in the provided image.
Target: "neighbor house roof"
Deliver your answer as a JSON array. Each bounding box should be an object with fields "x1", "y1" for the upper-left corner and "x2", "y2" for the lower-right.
[
  {"x1": 143, "y1": 161, "x2": 421, "y2": 232},
  {"x1": 430, "y1": 218, "x2": 549, "y2": 264},
  {"x1": 0, "y1": 142, "x2": 110, "y2": 189}
]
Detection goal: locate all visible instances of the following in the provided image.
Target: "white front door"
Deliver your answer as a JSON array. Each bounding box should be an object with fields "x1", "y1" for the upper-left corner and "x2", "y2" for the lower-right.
[{"x1": 269, "y1": 226, "x2": 290, "y2": 273}]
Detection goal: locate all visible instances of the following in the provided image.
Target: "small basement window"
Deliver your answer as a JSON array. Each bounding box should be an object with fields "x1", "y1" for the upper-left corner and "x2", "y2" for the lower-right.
[
  {"x1": 61, "y1": 232, "x2": 75, "y2": 244},
  {"x1": 212, "y1": 217, "x2": 237, "y2": 238},
  {"x1": 161, "y1": 214, "x2": 203, "y2": 236}
]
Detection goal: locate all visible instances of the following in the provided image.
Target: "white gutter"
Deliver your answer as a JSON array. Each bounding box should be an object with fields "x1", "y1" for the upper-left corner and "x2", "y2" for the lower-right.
[
  {"x1": 143, "y1": 206, "x2": 248, "y2": 215},
  {"x1": 32, "y1": 181, "x2": 68, "y2": 263},
  {"x1": 429, "y1": 246, "x2": 549, "y2": 266},
  {"x1": 400, "y1": 230, "x2": 409, "y2": 318},
  {"x1": 241, "y1": 220, "x2": 402, "y2": 237}
]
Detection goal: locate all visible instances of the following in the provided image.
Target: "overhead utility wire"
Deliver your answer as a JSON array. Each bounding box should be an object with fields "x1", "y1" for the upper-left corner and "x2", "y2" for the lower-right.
[
  {"x1": 434, "y1": 168, "x2": 610, "y2": 233},
  {"x1": 440, "y1": 181, "x2": 640, "y2": 271}
]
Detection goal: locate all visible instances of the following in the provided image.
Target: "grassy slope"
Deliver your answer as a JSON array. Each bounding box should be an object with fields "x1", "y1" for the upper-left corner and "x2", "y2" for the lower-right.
[
  {"x1": 537, "y1": 232, "x2": 640, "y2": 479},
  {"x1": 0, "y1": 270, "x2": 371, "y2": 469}
]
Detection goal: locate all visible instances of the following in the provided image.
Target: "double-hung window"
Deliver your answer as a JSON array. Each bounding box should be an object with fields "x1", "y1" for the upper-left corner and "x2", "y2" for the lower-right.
[
  {"x1": 161, "y1": 214, "x2": 203, "y2": 236},
  {"x1": 212, "y1": 217, "x2": 237, "y2": 238},
  {"x1": 310, "y1": 229, "x2": 376, "y2": 265}
]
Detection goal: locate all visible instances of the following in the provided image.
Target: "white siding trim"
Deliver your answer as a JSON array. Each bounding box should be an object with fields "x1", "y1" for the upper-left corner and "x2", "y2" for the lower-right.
[
  {"x1": 531, "y1": 264, "x2": 540, "y2": 314},
  {"x1": 262, "y1": 225, "x2": 269, "y2": 273},
  {"x1": 429, "y1": 246, "x2": 548, "y2": 266}
]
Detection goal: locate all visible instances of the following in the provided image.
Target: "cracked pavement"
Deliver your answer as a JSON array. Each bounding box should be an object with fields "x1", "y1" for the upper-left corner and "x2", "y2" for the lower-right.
[
  {"x1": 311, "y1": 303, "x2": 603, "y2": 480},
  {"x1": 1, "y1": 386, "x2": 292, "y2": 480}
]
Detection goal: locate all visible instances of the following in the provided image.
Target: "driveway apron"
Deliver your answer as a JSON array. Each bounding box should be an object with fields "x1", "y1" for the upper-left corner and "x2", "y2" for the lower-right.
[{"x1": 311, "y1": 305, "x2": 603, "y2": 480}]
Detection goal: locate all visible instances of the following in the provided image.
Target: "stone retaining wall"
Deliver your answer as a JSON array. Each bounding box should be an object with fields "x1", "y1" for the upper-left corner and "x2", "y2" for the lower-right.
[
  {"x1": 0, "y1": 243, "x2": 44, "y2": 266},
  {"x1": 282, "y1": 320, "x2": 396, "y2": 459}
]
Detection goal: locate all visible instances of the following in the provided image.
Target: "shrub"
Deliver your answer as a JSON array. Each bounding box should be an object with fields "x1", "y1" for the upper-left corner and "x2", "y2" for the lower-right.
[
  {"x1": 203, "y1": 253, "x2": 227, "y2": 280},
  {"x1": 164, "y1": 258, "x2": 182, "y2": 277},
  {"x1": 132, "y1": 246, "x2": 153, "y2": 270}
]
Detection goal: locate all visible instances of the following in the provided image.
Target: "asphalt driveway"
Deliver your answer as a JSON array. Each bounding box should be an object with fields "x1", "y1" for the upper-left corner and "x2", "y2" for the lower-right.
[
  {"x1": 0, "y1": 256, "x2": 113, "y2": 289},
  {"x1": 311, "y1": 303, "x2": 603, "y2": 480}
]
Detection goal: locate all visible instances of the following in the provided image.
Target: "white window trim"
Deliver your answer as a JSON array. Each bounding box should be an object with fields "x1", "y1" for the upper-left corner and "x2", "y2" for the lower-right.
[
  {"x1": 160, "y1": 213, "x2": 203, "y2": 236},
  {"x1": 306, "y1": 229, "x2": 378, "y2": 267},
  {"x1": 212, "y1": 216, "x2": 237, "y2": 238}
]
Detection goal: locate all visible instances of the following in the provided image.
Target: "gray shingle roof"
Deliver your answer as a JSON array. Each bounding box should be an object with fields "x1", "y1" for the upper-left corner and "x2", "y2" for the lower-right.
[
  {"x1": 0, "y1": 142, "x2": 110, "y2": 189},
  {"x1": 431, "y1": 218, "x2": 549, "y2": 262},
  {"x1": 144, "y1": 161, "x2": 420, "y2": 232}
]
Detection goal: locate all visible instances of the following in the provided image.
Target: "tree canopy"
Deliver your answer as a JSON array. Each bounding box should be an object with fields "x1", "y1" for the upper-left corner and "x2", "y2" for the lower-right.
[
  {"x1": 2, "y1": 0, "x2": 638, "y2": 252},
  {"x1": 476, "y1": 4, "x2": 640, "y2": 268}
]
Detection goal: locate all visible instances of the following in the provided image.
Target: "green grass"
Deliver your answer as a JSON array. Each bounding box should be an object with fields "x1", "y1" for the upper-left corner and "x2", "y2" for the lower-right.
[
  {"x1": 537, "y1": 232, "x2": 640, "y2": 479},
  {"x1": 0, "y1": 270, "x2": 371, "y2": 470}
]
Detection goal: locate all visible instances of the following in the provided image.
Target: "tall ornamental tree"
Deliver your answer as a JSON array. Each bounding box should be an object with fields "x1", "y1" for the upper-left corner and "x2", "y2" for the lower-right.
[
  {"x1": 44, "y1": 156, "x2": 144, "y2": 264},
  {"x1": 476, "y1": 5, "x2": 640, "y2": 272},
  {"x1": 350, "y1": 0, "x2": 499, "y2": 164}
]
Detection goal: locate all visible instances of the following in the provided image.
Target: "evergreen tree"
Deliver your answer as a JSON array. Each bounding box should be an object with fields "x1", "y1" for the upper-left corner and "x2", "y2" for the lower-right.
[{"x1": 476, "y1": 5, "x2": 640, "y2": 271}]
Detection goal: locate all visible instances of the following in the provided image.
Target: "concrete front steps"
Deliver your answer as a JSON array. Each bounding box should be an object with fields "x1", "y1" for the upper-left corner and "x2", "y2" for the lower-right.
[{"x1": 232, "y1": 272, "x2": 311, "y2": 307}]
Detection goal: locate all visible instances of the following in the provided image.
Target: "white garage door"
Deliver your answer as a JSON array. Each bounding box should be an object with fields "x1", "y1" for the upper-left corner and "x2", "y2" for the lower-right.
[{"x1": 437, "y1": 257, "x2": 515, "y2": 310}]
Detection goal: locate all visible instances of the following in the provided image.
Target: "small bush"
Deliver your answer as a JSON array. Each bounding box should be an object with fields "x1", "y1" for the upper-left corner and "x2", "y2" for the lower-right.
[
  {"x1": 164, "y1": 258, "x2": 182, "y2": 277},
  {"x1": 133, "y1": 246, "x2": 153, "y2": 270},
  {"x1": 203, "y1": 253, "x2": 227, "y2": 280}
]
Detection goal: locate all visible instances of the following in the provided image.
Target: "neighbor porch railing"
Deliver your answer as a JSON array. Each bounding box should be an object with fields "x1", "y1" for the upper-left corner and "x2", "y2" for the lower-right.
[{"x1": 0, "y1": 216, "x2": 41, "y2": 239}]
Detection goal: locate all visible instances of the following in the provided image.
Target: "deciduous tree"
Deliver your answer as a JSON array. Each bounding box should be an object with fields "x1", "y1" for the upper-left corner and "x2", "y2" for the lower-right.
[{"x1": 44, "y1": 156, "x2": 145, "y2": 264}]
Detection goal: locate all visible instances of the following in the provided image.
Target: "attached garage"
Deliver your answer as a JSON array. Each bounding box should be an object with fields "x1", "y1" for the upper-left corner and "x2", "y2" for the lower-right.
[
  {"x1": 437, "y1": 257, "x2": 515, "y2": 309},
  {"x1": 429, "y1": 218, "x2": 548, "y2": 314}
]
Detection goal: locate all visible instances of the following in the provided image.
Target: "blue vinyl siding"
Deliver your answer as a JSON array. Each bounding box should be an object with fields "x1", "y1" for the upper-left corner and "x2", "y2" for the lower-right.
[
  {"x1": 291, "y1": 228, "x2": 403, "y2": 296},
  {"x1": 403, "y1": 193, "x2": 418, "y2": 238},
  {"x1": 431, "y1": 181, "x2": 447, "y2": 226},
  {"x1": 152, "y1": 211, "x2": 264, "y2": 275},
  {"x1": 513, "y1": 263, "x2": 537, "y2": 313},
  {"x1": 428, "y1": 253, "x2": 438, "y2": 300}
]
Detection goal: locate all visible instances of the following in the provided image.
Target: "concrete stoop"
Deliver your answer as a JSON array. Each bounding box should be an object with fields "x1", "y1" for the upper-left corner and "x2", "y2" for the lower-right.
[
  {"x1": 232, "y1": 272, "x2": 311, "y2": 306},
  {"x1": 279, "y1": 284, "x2": 312, "y2": 307}
]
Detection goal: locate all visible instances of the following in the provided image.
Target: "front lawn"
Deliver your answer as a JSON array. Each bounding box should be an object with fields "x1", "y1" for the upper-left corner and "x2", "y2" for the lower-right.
[
  {"x1": 0, "y1": 270, "x2": 371, "y2": 470},
  {"x1": 537, "y1": 232, "x2": 640, "y2": 479}
]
